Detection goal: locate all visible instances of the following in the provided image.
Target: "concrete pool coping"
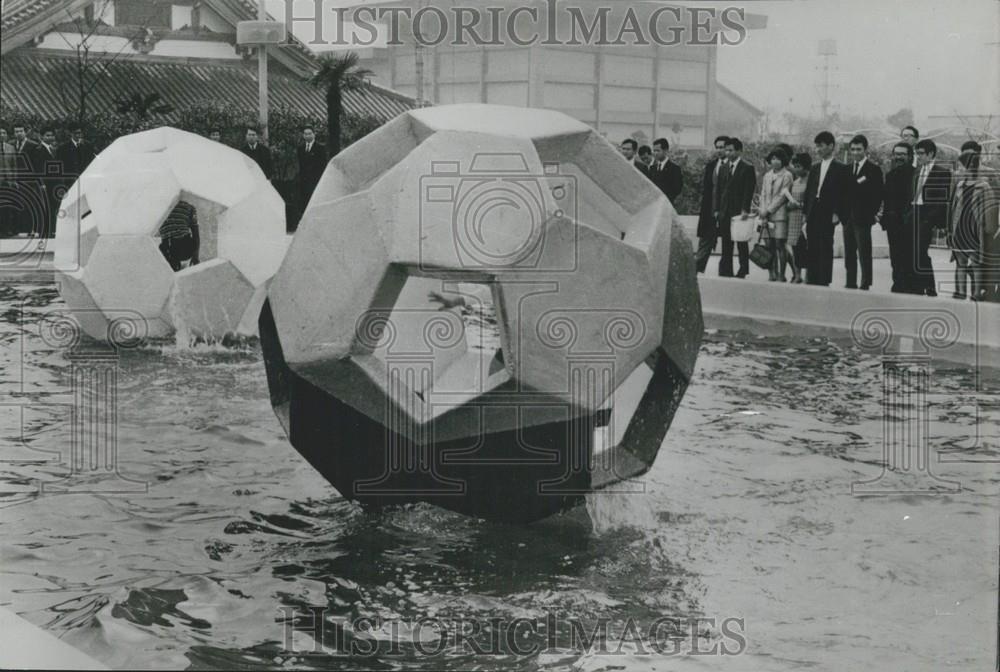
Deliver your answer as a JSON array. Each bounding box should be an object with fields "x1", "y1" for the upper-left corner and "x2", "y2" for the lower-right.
[{"x1": 3, "y1": 232, "x2": 997, "y2": 369}]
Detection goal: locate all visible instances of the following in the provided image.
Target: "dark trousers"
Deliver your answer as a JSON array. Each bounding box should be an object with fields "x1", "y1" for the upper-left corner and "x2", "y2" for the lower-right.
[
  {"x1": 159, "y1": 236, "x2": 195, "y2": 271},
  {"x1": 719, "y1": 216, "x2": 749, "y2": 276},
  {"x1": 806, "y1": 221, "x2": 835, "y2": 286},
  {"x1": 719, "y1": 239, "x2": 750, "y2": 276},
  {"x1": 843, "y1": 220, "x2": 873, "y2": 288},
  {"x1": 914, "y1": 215, "x2": 938, "y2": 294},
  {"x1": 695, "y1": 234, "x2": 716, "y2": 273}
]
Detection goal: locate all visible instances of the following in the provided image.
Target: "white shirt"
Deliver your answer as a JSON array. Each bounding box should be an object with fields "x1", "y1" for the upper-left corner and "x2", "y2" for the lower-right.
[
  {"x1": 853, "y1": 157, "x2": 867, "y2": 176},
  {"x1": 916, "y1": 160, "x2": 934, "y2": 205},
  {"x1": 305, "y1": 142, "x2": 313, "y2": 153},
  {"x1": 656, "y1": 158, "x2": 669, "y2": 172},
  {"x1": 818, "y1": 157, "x2": 833, "y2": 193}
]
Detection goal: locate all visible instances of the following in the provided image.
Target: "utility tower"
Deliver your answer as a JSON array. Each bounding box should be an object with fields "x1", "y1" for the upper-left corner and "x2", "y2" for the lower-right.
[{"x1": 817, "y1": 39, "x2": 838, "y2": 120}]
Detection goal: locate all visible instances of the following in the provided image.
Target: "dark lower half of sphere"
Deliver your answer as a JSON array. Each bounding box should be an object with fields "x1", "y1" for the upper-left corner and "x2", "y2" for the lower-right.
[{"x1": 260, "y1": 300, "x2": 689, "y2": 524}]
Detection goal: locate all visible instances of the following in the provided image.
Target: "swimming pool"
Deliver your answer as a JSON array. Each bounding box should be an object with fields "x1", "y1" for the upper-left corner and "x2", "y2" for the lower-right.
[{"x1": 1, "y1": 283, "x2": 996, "y2": 670}]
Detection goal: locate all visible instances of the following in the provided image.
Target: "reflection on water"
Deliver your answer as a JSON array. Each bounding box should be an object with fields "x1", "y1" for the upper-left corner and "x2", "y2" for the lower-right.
[{"x1": 0, "y1": 286, "x2": 997, "y2": 671}]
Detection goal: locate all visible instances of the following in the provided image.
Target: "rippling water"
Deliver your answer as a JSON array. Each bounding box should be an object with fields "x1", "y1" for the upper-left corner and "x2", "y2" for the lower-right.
[{"x1": 1, "y1": 284, "x2": 997, "y2": 671}]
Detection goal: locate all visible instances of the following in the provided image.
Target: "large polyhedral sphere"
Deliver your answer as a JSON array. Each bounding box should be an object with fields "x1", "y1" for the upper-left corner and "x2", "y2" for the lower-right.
[
  {"x1": 55, "y1": 127, "x2": 288, "y2": 341},
  {"x1": 261, "y1": 104, "x2": 703, "y2": 523}
]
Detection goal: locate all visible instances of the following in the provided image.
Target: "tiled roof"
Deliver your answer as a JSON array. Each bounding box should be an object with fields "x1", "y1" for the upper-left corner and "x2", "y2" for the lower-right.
[
  {"x1": 1, "y1": 0, "x2": 65, "y2": 32},
  {"x1": 0, "y1": 49, "x2": 414, "y2": 121}
]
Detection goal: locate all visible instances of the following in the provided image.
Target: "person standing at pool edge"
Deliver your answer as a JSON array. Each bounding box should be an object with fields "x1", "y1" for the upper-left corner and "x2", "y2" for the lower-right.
[
  {"x1": 803, "y1": 131, "x2": 850, "y2": 287},
  {"x1": 843, "y1": 134, "x2": 884, "y2": 290},
  {"x1": 912, "y1": 139, "x2": 952, "y2": 297},
  {"x1": 695, "y1": 135, "x2": 729, "y2": 274}
]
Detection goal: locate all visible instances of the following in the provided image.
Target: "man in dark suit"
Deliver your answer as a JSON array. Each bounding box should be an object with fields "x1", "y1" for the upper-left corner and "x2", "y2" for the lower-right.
[
  {"x1": 36, "y1": 127, "x2": 62, "y2": 237},
  {"x1": 296, "y1": 126, "x2": 326, "y2": 211},
  {"x1": 911, "y1": 139, "x2": 952, "y2": 297},
  {"x1": 619, "y1": 138, "x2": 648, "y2": 175},
  {"x1": 647, "y1": 137, "x2": 683, "y2": 205},
  {"x1": 843, "y1": 134, "x2": 884, "y2": 290},
  {"x1": 57, "y1": 123, "x2": 95, "y2": 189},
  {"x1": 695, "y1": 135, "x2": 729, "y2": 273},
  {"x1": 10, "y1": 124, "x2": 45, "y2": 237},
  {"x1": 241, "y1": 127, "x2": 273, "y2": 181},
  {"x1": 718, "y1": 137, "x2": 756, "y2": 277},
  {"x1": 803, "y1": 131, "x2": 850, "y2": 286},
  {"x1": 882, "y1": 142, "x2": 918, "y2": 293}
]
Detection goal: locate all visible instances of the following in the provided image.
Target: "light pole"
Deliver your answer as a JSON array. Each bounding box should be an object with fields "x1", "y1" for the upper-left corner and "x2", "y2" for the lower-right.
[{"x1": 237, "y1": 2, "x2": 287, "y2": 143}]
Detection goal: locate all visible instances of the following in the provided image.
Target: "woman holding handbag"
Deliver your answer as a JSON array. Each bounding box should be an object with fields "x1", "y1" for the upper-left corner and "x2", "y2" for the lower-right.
[{"x1": 757, "y1": 149, "x2": 794, "y2": 281}]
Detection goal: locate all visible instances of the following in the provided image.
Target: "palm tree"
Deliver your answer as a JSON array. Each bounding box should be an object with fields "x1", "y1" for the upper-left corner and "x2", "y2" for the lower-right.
[{"x1": 309, "y1": 52, "x2": 374, "y2": 158}]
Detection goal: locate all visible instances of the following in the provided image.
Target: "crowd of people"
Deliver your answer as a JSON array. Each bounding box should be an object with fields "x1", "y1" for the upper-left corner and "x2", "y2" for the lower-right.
[
  {"x1": 0, "y1": 122, "x2": 327, "y2": 240},
  {"x1": 4, "y1": 119, "x2": 996, "y2": 301},
  {"x1": 622, "y1": 127, "x2": 999, "y2": 302}
]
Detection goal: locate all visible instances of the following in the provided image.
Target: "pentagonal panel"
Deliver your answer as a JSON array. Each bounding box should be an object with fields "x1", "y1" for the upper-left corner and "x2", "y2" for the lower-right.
[
  {"x1": 216, "y1": 190, "x2": 287, "y2": 287},
  {"x1": 164, "y1": 138, "x2": 257, "y2": 208},
  {"x1": 82, "y1": 236, "x2": 174, "y2": 320},
  {"x1": 168, "y1": 259, "x2": 255, "y2": 340},
  {"x1": 269, "y1": 191, "x2": 393, "y2": 364},
  {"x1": 56, "y1": 271, "x2": 107, "y2": 342},
  {"x1": 81, "y1": 154, "x2": 180, "y2": 235}
]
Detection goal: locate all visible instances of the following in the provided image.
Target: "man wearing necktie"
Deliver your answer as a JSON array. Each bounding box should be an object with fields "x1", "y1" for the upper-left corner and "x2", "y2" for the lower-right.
[
  {"x1": 695, "y1": 135, "x2": 729, "y2": 273},
  {"x1": 803, "y1": 131, "x2": 850, "y2": 286},
  {"x1": 295, "y1": 125, "x2": 327, "y2": 231},
  {"x1": 57, "y1": 123, "x2": 95, "y2": 196},
  {"x1": 241, "y1": 127, "x2": 273, "y2": 181},
  {"x1": 912, "y1": 139, "x2": 952, "y2": 297},
  {"x1": 843, "y1": 134, "x2": 884, "y2": 290},
  {"x1": 717, "y1": 137, "x2": 756, "y2": 278},
  {"x1": 37, "y1": 127, "x2": 62, "y2": 238},
  {"x1": 647, "y1": 138, "x2": 683, "y2": 205},
  {"x1": 10, "y1": 124, "x2": 44, "y2": 237}
]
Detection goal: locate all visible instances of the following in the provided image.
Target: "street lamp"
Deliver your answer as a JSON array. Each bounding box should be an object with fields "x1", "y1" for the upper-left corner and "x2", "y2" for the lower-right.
[{"x1": 236, "y1": 2, "x2": 287, "y2": 143}]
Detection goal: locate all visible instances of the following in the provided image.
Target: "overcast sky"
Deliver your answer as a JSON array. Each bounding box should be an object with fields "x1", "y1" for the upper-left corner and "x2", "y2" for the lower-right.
[
  {"x1": 267, "y1": 0, "x2": 1000, "y2": 124},
  {"x1": 714, "y1": 0, "x2": 1000, "y2": 123}
]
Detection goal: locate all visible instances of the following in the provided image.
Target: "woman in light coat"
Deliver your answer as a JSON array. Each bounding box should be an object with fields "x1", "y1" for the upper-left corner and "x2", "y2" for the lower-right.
[{"x1": 757, "y1": 149, "x2": 794, "y2": 281}]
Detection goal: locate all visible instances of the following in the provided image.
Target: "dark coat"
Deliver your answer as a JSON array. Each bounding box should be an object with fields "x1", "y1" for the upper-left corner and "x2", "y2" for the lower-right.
[
  {"x1": 241, "y1": 143, "x2": 273, "y2": 180},
  {"x1": 845, "y1": 159, "x2": 884, "y2": 227},
  {"x1": 57, "y1": 140, "x2": 95, "y2": 184},
  {"x1": 882, "y1": 164, "x2": 916, "y2": 232},
  {"x1": 804, "y1": 158, "x2": 851, "y2": 229},
  {"x1": 719, "y1": 158, "x2": 755, "y2": 222},
  {"x1": 296, "y1": 141, "x2": 327, "y2": 201},
  {"x1": 912, "y1": 162, "x2": 952, "y2": 230},
  {"x1": 697, "y1": 157, "x2": 722, "y2": 238},
  {"x1": 647, "y1": 159, "x2": 683, "y2": 204},
  {"x1": 633, "y1": 159, "x2": 649, "y2": 177}
]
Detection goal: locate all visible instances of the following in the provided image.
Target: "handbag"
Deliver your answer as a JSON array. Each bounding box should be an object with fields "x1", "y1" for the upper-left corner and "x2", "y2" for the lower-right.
[
  {"x1": 749, "y1": 229, "x2": 773, "y2": 269},
  {"x1": 730, "y1": 216, "x2": 755, "y2": 243}
]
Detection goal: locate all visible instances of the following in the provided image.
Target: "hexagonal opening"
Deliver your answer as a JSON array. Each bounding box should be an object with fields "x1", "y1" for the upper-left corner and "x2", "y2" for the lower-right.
[
  {"x1": 155, "y1": 191, "x2": 225, "y2": 272},
  {"x1": 369, "y1": 273, "x2": 510, "y2": 419}
]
